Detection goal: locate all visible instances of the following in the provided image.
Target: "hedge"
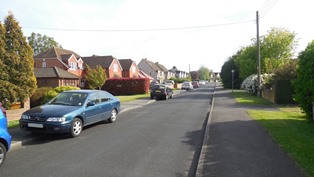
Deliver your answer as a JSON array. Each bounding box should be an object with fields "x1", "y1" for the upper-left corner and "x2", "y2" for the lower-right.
[{"x1": 102, "y1": 78, "x2": 150, "y2": 95}]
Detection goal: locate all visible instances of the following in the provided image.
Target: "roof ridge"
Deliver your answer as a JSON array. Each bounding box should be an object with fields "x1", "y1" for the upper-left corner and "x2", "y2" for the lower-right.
[{"x1": 53, "y1": 66, "x2": 60, "y2": 77}]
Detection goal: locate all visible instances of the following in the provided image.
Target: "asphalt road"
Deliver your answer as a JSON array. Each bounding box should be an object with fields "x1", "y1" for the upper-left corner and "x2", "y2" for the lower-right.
[{"x1": 1, "y1": 85, "x2": 214, "y2": 177}]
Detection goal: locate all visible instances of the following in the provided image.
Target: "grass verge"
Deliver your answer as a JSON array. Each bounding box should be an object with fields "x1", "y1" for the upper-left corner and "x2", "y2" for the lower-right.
[
  {"x1": 248, "y1": 107, "x2": 314, "y2": 176},
  {"x1": 116, "y1": 93, "x2": 149, "y2": 102},
  {"x1": 8, "y1": 120, "x2": 19, "y2": 129},
  {"x1": 231, "y1": 90, "x2": 274, "y2": 106}
]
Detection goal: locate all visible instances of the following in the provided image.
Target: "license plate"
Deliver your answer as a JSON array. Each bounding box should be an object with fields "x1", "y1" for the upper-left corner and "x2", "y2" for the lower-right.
[
  {"x1": 155, "y1": 90, "x2": 161, "y2": 92},
  {"x1": 28, "y1": 123, "x2": 43, "y2": 128}
]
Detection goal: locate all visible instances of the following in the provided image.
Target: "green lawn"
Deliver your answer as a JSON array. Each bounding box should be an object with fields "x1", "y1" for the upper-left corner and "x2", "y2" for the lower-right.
[
  {"x1": 116, "y1": 93, "x2": 149, "y2": 102},
  {"x1": 8, "y1": 120, "x2": 19, "y2": 129},
  {"x1": 233, "y1": 91, "x2": 314, "y2": 176},
  {"x1": 231, "y1": 90, "x2": 274, "y2": 106}
]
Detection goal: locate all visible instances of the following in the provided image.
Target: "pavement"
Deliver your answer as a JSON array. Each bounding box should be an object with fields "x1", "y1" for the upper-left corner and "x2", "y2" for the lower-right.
[
  {"x1": 7, "y1": 85, "x2": 306, "y2": 177},
  {"x1": 196, "y1": 85, "x2": 306, "y2": 177}
]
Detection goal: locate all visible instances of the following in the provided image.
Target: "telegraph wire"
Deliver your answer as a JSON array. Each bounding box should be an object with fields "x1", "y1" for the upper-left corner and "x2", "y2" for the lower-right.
[
  {"x1": 22, "y1": 19, "x2": 256, "y2": 32},
  {"x1": 259, "y1": 0, "x2": 278, "y2": 18}
]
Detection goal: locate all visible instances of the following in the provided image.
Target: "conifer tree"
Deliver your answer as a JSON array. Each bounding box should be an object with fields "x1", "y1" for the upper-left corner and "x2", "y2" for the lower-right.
[{"x1": 1, "y1": 12, "x2": 36, "y2": 107}]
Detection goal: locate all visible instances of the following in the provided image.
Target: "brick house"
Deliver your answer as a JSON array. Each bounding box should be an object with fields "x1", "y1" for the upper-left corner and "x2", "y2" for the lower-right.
[
  {"x1": 138, "y1": 58, "x2": 166, "y2": 83},
  {"x1": 34, "y1": 47, "x2": 84, "y2": 77},
  {"x1": 119, "y1": 59, "x2": 139, "y2": 78},
  {"x1": 34, "y1": 66, "x2": 80, "y2": 88},
  {"x1": 82, "y1": 55, "x2": 123, "y2": 78}
]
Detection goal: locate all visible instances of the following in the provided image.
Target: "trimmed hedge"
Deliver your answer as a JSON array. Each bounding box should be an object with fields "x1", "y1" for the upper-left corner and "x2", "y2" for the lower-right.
[{"x1": 102, "y1": 78, "x2": 150, "y2": 95}]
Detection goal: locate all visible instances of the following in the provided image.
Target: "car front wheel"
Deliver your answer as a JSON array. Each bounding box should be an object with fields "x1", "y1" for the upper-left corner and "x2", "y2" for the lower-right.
[
  {"x1": 108, "y1": 109, "x2": 117, "y2": 123},
  {"x1": 70, "y1": 118, "x2": 82, "y2": 137},
  {"x1": 0, "y1": 142, "x2": 7, "y2": 167}
]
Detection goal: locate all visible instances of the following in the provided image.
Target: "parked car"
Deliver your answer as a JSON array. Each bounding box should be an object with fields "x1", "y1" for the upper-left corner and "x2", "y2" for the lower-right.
[
  {"x1": 150, "y1": 80, "x2": 159, "y2": 90},
  {"x1": 192, "y1": 81, "x2": 200, "y2": 88},
  {"x1": 181, "y1": 82, "x2": 193, "y2": 90},
  {"x1": 165, "y1": 80, "x2": 175, "y2": 85},
  {"x1": 0, "y1": 102, "x2": 6, "y2": 117},
  {"x1": 0, "y1": 104, "x2": 11, "y2": 167},
  {"x1": 19, "y1": 90, "x2": 120, "y2": 137},
  {"x1": 150, "y1": 84, "x2": 173, "y2": 100},
  {"x1": 199, "y1": 80, "x2": 206, "y2": 86}
]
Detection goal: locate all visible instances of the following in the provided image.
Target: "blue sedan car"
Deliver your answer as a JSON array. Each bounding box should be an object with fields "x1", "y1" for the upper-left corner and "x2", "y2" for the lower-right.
[
  {"x1": 20, "y1": 90, "x2": 120, "y2": 137},
  {"x1": 0, "y1": 105, "x2": 11, "y2": 167}
]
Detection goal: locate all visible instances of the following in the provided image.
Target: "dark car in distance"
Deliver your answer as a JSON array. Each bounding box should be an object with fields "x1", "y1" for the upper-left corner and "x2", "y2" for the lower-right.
[
  {"x1": 150, "y1": 84, "x2": 173, "y2": 100},
  {"x1": 20, "y1": 90, "x2": 120, "y2": 137}
]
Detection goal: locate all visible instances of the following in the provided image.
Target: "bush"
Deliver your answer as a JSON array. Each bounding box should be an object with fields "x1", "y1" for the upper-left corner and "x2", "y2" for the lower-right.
[
  {"x1": 43, "y1": 86, "x2": 80, "y2": 103},
  {"x1": 169, "y1": 77, "x2": 191, "y2": 83},
  {"x1": 241, "y1": 74, "x2": 258, "y2": 95},
  {"x1": 103, "y1": 78, "x2": 150, "y2": 95},
  {"x1": 30, "y1": 87, "x2": 52, "y2": 107},
  {"x1": 293, "y1": 40, "x2": 314, "y2": 119}
]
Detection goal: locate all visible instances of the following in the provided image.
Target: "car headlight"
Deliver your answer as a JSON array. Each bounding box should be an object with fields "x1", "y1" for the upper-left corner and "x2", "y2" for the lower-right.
[
  {"x1": 47, "y1": 117, "x2": 66, "y2": 122},
  {"x1": 21, "y1": 115, "x2": 30, "y2": 119}
]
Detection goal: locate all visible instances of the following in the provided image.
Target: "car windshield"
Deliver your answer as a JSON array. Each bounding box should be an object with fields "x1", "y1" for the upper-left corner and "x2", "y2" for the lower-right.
[
  {"x1": 153, "y1": 85, "x2": 166, "y2": 89},
  {"x1": 48, "y1": 92, "x2": 88, "y2": 106}
]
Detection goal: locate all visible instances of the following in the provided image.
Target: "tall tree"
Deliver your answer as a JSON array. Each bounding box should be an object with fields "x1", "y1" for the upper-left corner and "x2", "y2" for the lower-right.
[
  {"x1": 235, "y1": 45, "x2": 257, "y2": 79},
  {"x1": 85, "y1": 65, "x2": 107, "y2": 90},
  {"x1": 1, "y1": 12, "x2": 37, "y2": 108},
  {"x1": 221, "y1": 55, "x2": 242, "y2": 89},
  {"x1": 260, "y1": 27, "x2": 297, "y2": 73},
  {"x1": 27, "y1": 32, "x2": 62, "y2": 55},
  {"x1": 198, "y1": 65, "x2": 210, "y2": 80},
  {"x1": 293, "y1": 40, "x2": 314, "y2": 120},
  {"x1": 0, "y1": 21, "x2": 17, "y2": 108}
]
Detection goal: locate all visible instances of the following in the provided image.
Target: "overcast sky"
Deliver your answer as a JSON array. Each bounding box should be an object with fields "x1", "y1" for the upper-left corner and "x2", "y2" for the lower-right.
[{"x1": 1, "y1": 0, "x2": 313, "y2": 72}]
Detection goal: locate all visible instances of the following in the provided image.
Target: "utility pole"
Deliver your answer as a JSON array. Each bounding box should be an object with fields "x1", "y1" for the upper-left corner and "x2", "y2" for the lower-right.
[{"x1": 256, "y1": 11, "x2": 261, "y2": 97}]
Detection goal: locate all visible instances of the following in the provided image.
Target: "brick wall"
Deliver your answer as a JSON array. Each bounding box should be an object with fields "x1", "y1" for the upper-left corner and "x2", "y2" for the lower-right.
[{"x1": 6, "y1": 98, "x2": 30, "y2": 121}]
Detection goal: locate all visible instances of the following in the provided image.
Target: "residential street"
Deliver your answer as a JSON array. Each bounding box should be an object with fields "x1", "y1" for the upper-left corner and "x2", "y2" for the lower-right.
[{"x1": 1, "y1": 86, "x2": 214, "y2": 177}]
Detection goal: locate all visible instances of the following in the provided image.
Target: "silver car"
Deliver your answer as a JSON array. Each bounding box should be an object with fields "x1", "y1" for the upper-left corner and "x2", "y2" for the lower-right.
[{"x1": 181, "y1": 82, "x2": 193, "y2": 90}]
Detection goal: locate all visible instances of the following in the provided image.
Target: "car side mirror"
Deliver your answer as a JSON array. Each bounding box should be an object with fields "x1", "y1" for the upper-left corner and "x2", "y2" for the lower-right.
[{"x1": 87, "y1": 102, "x2": 95, "y2": 107}]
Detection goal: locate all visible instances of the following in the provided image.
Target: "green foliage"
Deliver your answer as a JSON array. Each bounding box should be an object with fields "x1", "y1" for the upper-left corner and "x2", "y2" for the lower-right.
[
  {"x1": 235, "y1": 45, "x2": 257, "y2": 79},
  {"x1": 261, "y1": 28, "x2": 297, "y2": 73},
  {"x1": 293, "y1": 40, "x2": 314, "y2": 119},
  {"x1": 27, "y1": 32, "x2": 62, "y2": 55},
  {"x1": 273, "y1": 59, "x2": 298, "y2": 80},
  {"x1": 198, "y1": 65, "x2": 211, "y2": 80},
  {"x1": 234, "y1": 28, "x2": 297, "y2": 80},
  {"x1": 43, "y1": 86, "x2": 80, "y2": 103},
  {"x1": 169, "y1": 77, "x2": 190, "y2": 83},
  {"x1": 30, "y1": 87, "x2": 52, "y2": 107},
  {"x1": 85, "y1": 65, "x2": 107, "y2": 90},
  {"x1": 0, "y1": 12, "x2": 37, "y2": 109},
  {"x1": 220, "y1": 55, "x2": 242, "y2": 89}
]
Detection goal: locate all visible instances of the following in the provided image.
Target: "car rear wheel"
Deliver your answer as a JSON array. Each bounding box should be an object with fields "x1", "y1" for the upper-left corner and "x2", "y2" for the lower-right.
[
  {"x1": 0, "y1": 142, "x2": 7, "y2": 167},
  {"x1": 108, "y1": 109, "x2": 117, "y2": 123},
  {"x1": 70, "y1": 118, "x2": 82, "y2": 137}
]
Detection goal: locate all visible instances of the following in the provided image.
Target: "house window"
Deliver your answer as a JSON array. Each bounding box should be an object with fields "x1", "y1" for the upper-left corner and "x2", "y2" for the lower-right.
[
  {"x1": 69, "y1": 62, "x2": 77, "y2": 70},
  {"x1": 78, "y1": 63, "x2": 83, "y2": 69},
  {"x1": 42, "y1": 59, "x2": 46, "y2": 68},
  {"x1": 132, "y1": 66, "x2": 136, "y2": 74},
  {"x1": 113, "y1": 64, "x2": 118, "y2": 72}
]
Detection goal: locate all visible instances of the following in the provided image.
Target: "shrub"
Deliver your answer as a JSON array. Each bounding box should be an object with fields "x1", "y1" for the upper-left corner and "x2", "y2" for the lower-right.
[
  {"x1": 241, "y1": 74, "x2": 258, "y2": 95},
  {"x1": 293, "y1": 40, "x2": 314, "y2": 119},
  {"x1": 103, "y1": 78, "x2": 150, "y2": 95},
  {"x1": 30, "y1": 87, "x2": 52, "y2": 107}
]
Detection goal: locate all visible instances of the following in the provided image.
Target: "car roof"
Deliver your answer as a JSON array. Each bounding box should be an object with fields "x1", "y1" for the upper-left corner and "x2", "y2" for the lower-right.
[{"x1": 63, "y1": 89, "x2": 107, "y2": 94}]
